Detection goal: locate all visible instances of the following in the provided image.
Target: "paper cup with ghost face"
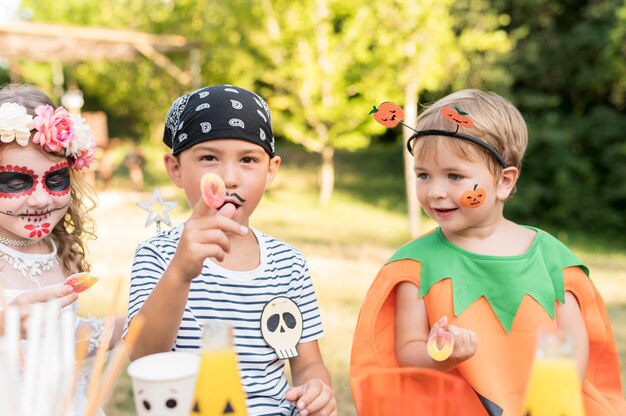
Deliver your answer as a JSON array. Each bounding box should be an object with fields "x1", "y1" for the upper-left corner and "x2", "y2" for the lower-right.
[{"x1": 127, "y1": 352, "x2": 200, "y2": 416}]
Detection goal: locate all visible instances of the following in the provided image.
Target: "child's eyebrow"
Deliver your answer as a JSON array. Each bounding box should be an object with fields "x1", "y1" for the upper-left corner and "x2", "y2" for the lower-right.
[
  {"x1": 413, "y1": 164, "x2": 470, "y2": 173},
  {"x1": 413, "y1": 165, "x2": 427, "y2": 172},
  {"x1": 241, "y1": 148, "x2": 265, "y2": 156},
  {"x1": 190, "y1": 145, "x2": 220, "y2": 153}
]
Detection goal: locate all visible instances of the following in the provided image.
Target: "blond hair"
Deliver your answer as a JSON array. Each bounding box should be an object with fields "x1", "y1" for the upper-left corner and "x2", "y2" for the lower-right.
[
  {"x1": 412, "y1": 89, "x2": 528, "y2": 176},
  {"x1": 0, "y1": 83, "x2": 95, "y2": 274}
]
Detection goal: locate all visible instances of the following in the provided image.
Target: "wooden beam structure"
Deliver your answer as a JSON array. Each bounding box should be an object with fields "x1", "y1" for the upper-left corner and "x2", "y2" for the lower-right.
[{"x1": 0, "y1": 21, "x2": 198, "y2": 87}]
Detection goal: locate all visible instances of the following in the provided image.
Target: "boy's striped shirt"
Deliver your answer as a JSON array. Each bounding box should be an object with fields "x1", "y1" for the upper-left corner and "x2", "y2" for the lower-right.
[{"x1": 125, "y1": 225, "x2": 323, "y2": 415}]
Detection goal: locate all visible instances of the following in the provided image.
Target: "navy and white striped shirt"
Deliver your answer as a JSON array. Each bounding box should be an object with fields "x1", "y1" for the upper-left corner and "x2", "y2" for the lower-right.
[{"x1": 126, "y1": 225, "x2": 324, "y2": 415}]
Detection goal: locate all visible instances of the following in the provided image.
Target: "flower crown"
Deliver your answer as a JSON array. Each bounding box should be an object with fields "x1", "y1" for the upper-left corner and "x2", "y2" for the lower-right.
[{"x1": 0, "y1": 102, "x2": 96, "y2": 170}]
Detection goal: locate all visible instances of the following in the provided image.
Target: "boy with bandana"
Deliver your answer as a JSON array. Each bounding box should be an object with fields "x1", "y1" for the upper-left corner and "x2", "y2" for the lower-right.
[
  {"x1": 125, "y1": 85, "x2": 336, "y2": 416},
  {"x1": 350, "y1": 90, "x2": 626, "y2": 415}
]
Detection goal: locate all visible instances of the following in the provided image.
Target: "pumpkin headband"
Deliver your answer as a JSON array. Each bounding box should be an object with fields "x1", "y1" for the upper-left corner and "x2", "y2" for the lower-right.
[
  {"x1": 370, "y1": 102, "x2": 509, "y2": 168},
  {"x1": 0, "y1": 102, "x2": 96, "y2": 170}
]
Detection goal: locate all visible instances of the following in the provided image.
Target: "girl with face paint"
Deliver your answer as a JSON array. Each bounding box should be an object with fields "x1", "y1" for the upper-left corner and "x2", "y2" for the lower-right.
[
  {"x1": 0, "y1": 84, "x2": 124, "y2": 416},
  {"x1": 351, "y1": 90, "x2": 626, "y2": 416}
]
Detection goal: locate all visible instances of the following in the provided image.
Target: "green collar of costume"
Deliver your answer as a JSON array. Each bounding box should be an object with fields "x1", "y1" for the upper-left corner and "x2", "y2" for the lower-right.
[{"x1": 388, "y1": 227, "x2": 588, "y2": 333}]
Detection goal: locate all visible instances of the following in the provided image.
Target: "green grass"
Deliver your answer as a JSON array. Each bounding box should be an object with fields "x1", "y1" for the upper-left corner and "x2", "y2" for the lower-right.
[
  {"x1": 75, "y1": 141, "x2": 626, "y2": 415},
  {"x1": 609, "y1": 304, "x2": 626, "y2": 386}
]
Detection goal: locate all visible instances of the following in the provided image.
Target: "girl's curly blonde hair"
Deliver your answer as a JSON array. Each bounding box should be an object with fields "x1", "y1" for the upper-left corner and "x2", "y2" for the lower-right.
[{"x1": 0, "y1": 83, "x2": 96, "y2": 274}]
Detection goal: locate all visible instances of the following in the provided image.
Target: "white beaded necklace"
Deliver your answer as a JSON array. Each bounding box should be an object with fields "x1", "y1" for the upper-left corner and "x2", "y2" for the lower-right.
[
  {"x1": 0, "y1": 234, "x2": 40, "y2": 247},
  {"x1": 0, "y1": 238, "x2": 59, "y2": 288}
]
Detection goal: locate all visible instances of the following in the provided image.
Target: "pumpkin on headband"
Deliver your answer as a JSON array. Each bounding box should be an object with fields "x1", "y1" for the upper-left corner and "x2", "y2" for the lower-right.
[
  {"x1": 370, "y1": 102, "x2": 405, "y2": 128},
  {"x1": 440, "y1": 107, "x2": 475, "y2": 128}
]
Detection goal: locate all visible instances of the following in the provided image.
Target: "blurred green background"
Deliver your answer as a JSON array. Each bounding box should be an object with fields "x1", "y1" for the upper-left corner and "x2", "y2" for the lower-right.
[
  {"x1": 4, "y1": 0, "x2": 626, "y2": 241},
  {"x1": 1, "y1": 0, "x2": 625, "y2": 414}
]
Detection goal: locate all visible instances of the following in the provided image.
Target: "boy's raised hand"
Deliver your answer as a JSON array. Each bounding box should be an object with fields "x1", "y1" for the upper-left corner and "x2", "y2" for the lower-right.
[
  {"x1": 171, "y1": 195, "x2": 248, "y2": 282},
  {"x1": 285, "y1": 378, "x2": 337, "y2": 416}
]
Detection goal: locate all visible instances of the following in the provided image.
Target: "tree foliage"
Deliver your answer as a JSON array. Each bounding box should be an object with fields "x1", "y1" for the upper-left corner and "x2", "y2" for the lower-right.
[
  {"x1": 189, "y1": 0, "x2": 513, "y2": 204},
  {"x1": 20, "y1": 0, "x2": 207, "y2": 140},
  {"x1": 500, "y1": 0, "x2": 626, "y2": 240},
  {"x1": 12, "y1": 0, "x2": 626, "y2": 239}
]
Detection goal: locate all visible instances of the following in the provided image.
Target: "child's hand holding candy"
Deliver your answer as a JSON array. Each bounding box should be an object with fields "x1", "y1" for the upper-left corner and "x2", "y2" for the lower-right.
[
  {"x1": 428, "y1": 316, "x2": 477, "y2": 367},
  {"x1": 170, "y1": 173, "x2": 248, "y2": 282}
]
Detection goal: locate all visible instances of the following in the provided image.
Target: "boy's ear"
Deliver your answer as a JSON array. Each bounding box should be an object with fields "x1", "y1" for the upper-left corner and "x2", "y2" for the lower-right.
[
  {"x1": 265, "y1": 155, "x2": 281, "y2": 189},
  {"x1": 163, "y1": 153, "x2": 183, "y2": 188},
  {"x1": 497, "y1": 166, "x2": 519, "y2": 200}
]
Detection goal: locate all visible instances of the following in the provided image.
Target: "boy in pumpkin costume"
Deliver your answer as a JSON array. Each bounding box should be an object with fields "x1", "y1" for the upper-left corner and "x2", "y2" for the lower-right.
[{"x1": 351, "y1": 89, "x2": 626, "y2": 415}]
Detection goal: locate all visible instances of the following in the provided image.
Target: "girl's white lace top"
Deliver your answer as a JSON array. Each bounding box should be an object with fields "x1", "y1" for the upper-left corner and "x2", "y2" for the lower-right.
[
  {"x1": 0, "y1": 239, "x2": 60, "y2": 288},
  {"x1": 0, "y1": 239, "x2": 111, "y2": 416}
]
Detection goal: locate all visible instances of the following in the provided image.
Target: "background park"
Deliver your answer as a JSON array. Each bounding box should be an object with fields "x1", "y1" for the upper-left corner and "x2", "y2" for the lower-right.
[{"x1": 1, "y1": 0, "x2": 625, "y2": 414}]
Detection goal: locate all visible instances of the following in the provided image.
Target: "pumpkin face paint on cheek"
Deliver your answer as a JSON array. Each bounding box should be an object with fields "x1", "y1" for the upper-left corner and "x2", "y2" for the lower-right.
[{"x1": 460, "y1": 184, "x2": 486, "y2": 208}]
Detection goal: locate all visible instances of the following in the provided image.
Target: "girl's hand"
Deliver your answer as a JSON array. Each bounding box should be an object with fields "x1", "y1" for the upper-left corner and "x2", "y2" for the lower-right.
[
  {"x1": 429, "y1": 316, "x2": 478, "y2": 365},
  {"x1": 285, "y1": 378, "x2": 337, "y2": 416},
  {"x1": 171, "y1": 196, "x2": 248, "y2": 282},
  {"x1": 7, "y1": 285, "x2": 78, "y2": 338}
]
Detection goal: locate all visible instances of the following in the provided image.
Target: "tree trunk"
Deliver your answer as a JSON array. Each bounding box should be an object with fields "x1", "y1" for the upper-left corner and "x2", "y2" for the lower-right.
[
  {"x1": 403, "y1": 83, "x2": 421, "y2": 238},
  {"x1": 319, "y1": 145, "x2": 335, "y2": 205}
]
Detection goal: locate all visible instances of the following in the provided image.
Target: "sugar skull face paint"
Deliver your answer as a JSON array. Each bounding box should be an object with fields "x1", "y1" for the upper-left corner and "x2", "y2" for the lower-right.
[
  {"x1": 43, "y1": 162, "x2": 71, "y2": 196},
  {"x1": 0, "y1": 143, "x2": 72, "y2": 242},
  {"x1": 0, "y1": 165, "x2": 39, "y2": 198},
  {"x1": 0, "y1": 162, "x2": 70, "y2": 198}
]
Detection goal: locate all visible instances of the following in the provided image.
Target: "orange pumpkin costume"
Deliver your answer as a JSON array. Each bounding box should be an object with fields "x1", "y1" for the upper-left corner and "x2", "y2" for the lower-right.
[{"x1": 350, "y1": 228, "x2": 626, "y2": 416}]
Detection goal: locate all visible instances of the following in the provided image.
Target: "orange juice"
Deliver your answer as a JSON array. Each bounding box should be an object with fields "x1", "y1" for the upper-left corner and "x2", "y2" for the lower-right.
[
  {"x1": 522, "y1": 357, "x2": 584, "y2": 416},
  {"x1": 191, "y1": 323, "x2": 247, "y2": 416}
]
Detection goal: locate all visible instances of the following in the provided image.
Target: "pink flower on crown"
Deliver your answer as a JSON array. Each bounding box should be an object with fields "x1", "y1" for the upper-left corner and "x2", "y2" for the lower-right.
[
  {"x1": 71, "y1": 140, "x2": 96, "y2": 170},
  {"x1": 32, "y1": 105, "x2": 75, "y2": 153}
]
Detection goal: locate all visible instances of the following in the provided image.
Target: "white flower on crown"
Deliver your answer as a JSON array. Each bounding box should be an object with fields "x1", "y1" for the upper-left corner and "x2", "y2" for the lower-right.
[
  {"x1": 0, "y1": 102, "x2": 34, "y2": 146},
  {"x1": 66, "y1": 114, "x2": 94, "y2": 157}
]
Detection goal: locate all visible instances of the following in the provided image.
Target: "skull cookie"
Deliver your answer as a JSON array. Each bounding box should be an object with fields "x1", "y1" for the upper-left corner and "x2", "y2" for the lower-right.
[{"x1": 260, "y1": 297, "x2": 303, "y2": 359}]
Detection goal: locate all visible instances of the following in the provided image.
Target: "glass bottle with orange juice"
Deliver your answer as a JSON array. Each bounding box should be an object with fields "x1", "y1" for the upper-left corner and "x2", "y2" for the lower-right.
[
  {"x1": 191, "y1": 322, "x2": 248, "y2": 416},
  {"x1": 522, "y1": 328, "x2": 585, "y2": 416}
]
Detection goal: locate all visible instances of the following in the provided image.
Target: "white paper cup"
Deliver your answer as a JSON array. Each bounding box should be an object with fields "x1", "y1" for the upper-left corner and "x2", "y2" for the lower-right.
[{"x1": 127, "y1": 352, "x2": 200, "y2": 416}]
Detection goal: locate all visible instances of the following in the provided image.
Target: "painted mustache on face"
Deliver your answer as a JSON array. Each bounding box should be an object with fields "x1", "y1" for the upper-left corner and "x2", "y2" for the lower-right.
[{"x1": 226, "y1": 193, "x2": 246, "y2": 203}]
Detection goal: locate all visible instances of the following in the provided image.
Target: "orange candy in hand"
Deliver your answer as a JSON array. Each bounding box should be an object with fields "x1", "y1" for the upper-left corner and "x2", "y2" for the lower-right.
[
  {"x1": 427, "y1": 331, "x2": 455, "y2": 361},
  {"x1": 64, "y1": 272, "x2": 99, "y2": 293},
  {"x1": 200, "y1": 173, "x2": 226, "y2": 209}
]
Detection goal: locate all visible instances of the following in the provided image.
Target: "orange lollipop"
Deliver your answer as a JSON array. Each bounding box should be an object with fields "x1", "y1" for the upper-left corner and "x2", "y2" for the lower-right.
[
  {"x1": 65, "y1": 272, "x2": 99, "y2": 293},
  {"x1": 200, "y1": 173, "x2": 226, "y2": 209},
  {"x1": 427, "y1": 331, "x2": 455, "y2": 361}
]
